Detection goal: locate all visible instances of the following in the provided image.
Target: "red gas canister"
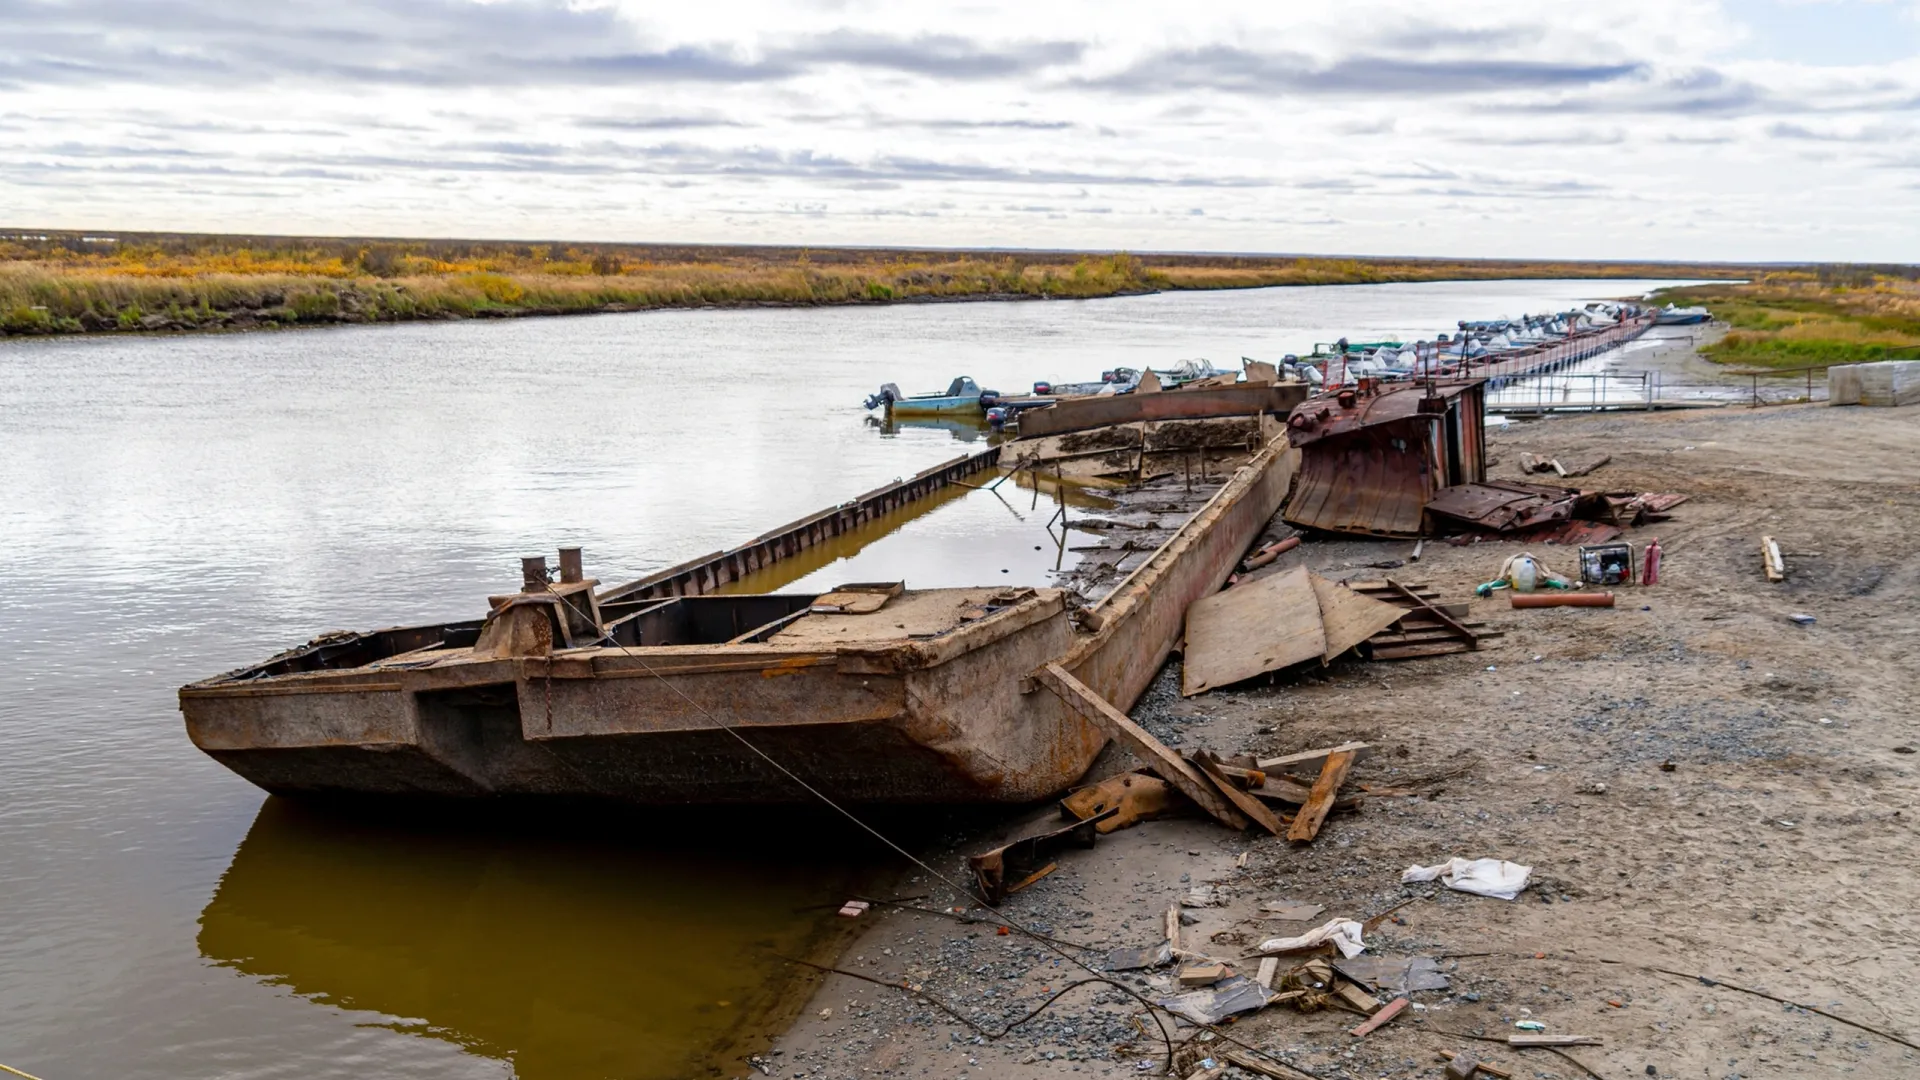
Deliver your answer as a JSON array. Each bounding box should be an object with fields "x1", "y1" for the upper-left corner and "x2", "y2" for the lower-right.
[{"x1": 1642, "y1": 537, "x2": 1662, "y2": 585}]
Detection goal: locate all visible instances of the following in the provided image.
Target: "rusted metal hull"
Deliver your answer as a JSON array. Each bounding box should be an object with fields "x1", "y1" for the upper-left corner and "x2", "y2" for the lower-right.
[
  {"x1": 179, "y1": 437, "x2": 1296, "y2": 805},
  {"x1": 1014, "y1": 383, "x2": 1308, "y2": 439},
  {"x1": 1284, "y1": 383, "x2": 1485, "y2": 538}
]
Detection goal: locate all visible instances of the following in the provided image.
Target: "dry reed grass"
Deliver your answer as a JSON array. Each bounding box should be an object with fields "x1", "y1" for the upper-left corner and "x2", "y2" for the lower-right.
[
  {"x1": 0, "y1": 230, "x2": 1759, "y2": 336},
  {"x1": 1657, "y1": 272, "x2": 1920, "y2": 368}
]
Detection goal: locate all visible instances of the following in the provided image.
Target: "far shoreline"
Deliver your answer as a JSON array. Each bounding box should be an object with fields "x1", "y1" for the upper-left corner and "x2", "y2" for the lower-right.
[
  {"x1": 0, "y1": 272, "x2": 1721, "y2": 344},
  {"x1": 1, "y1": 231, "x2": 1758, "y2": 342}
]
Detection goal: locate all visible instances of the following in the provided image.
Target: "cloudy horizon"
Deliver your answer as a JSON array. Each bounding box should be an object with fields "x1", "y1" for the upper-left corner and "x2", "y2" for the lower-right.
[{"x1": 5, "y1": 0, "x2": 1919, "y2": 261}]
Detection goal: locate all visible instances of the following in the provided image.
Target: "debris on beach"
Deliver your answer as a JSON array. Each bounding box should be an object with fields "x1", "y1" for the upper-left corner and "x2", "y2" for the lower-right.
[{"x1": 1401, "y1": 857, "x2": 1534, "y2": 900}]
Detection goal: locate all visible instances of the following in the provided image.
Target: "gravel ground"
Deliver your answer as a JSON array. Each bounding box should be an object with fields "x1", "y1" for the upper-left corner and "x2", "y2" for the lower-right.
[{"x1": 747, "y1": 400, "x2": 1920, "y2": 1080}]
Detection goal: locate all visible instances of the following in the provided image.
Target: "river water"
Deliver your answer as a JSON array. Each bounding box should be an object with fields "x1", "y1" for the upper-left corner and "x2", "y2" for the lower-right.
[{"x1": 0, "y1": 278, "x2": 1699, "y2": 1080}]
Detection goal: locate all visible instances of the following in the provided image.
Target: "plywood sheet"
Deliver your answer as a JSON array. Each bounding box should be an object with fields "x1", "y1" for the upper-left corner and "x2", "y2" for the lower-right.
[
  {"x1": 1309, "y1": 575, "x2": 1406, "y2": 661},
  {"x1": 1182, "y1": 566, "x2": 1325, "y2": 695}
]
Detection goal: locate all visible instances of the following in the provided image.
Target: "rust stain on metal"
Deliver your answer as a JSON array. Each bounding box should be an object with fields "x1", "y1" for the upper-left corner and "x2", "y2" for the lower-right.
[
  {"x1": 759, "y1": 657, "x2": 818, "y2": 678},
  {"x1": 1015, "y1": 382, "x2": 1307, "y2": 439},
  {"x1": 1283, "y1": 382, "x2": 1484, "y2": 538},
  {"x1": 1423, "y1": 480, "x2": 1584, "y2": 533}
]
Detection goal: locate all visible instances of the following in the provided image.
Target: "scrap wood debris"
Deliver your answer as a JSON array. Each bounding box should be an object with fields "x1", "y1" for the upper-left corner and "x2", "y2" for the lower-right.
[{"x1": 1345, "y1": 580, "x2": 1501, "y2": 659}]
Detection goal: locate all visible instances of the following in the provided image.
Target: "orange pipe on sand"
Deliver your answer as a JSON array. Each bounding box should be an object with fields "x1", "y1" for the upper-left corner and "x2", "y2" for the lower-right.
[
  {"x1": 1242, "y1": 535, "x2": 1301, "y2": 571},
  {"x1": 1511, "y1": 591, "x2": 1615, "y2": 609}
]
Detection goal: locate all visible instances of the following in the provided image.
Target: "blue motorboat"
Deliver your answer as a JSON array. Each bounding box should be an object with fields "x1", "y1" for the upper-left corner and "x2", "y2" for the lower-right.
[{"x1": 863, "y1": 376, "x2": 999, "y2": 415}]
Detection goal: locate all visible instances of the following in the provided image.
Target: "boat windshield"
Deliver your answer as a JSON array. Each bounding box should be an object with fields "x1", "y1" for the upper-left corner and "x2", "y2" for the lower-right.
[{"x1": 946, "y1": 377, "x2": 979, "y2": 397}]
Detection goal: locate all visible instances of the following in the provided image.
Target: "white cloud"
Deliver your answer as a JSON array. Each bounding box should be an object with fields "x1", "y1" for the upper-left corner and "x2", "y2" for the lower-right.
[{"x1": 0, "y1": 0, "x2": 1916, "y2": 259}]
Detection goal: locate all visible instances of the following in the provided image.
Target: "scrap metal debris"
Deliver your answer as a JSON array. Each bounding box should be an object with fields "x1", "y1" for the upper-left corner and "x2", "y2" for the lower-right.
[
  {"x1": 968, "y1": 806, "x2": 1114, "y2": 904},
  {"x1": 1154, "y1": 974, "x2": 1274, "y2": 1025},
  {"x1": 1333, "y1": 955, "x2": 1451, "y2": 995}
]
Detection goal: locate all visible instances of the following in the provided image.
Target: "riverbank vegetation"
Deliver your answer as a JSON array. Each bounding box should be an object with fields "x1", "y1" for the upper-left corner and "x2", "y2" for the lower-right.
[
  {"x1": 1656, "y1": 268, "x2": 1920, "y2": 369},
  {"x1": 0, "y1": 229, "x2": 1759, "y2": 337}
]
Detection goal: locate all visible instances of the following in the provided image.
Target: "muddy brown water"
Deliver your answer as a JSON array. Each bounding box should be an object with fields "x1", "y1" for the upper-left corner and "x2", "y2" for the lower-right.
[{"x1": 0, "y1": 279, "x2": 1705, "y2": 1079}]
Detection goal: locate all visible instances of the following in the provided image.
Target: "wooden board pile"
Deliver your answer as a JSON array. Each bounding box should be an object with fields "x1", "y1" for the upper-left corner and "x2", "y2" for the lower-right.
[{"x1": 1346, "y1": 580, "x2": 1504, "y2": 660}]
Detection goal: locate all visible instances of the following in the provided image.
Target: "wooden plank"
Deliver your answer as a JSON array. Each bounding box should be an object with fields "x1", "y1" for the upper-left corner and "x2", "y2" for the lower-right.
[
  {"x1": 1368, "y1": 628, "x2": 1502, "y2": 647},
  {"x1": 1507, "y1": 1035, "x2": 1602, "y2": 1048},
  {"x1": 1287, "y1": 748, "x2": 1355, "y2": 842},
  {"x1": 1250, "y1": 775, "x2": 1315, "y2": 804},
  {"x1": 1255, "y1": 957, "x2": 1279, "y2": 989},
  {"x1": 1438, "y1": 1050, "x2": 1513, "y2": 1080},
  {"x1": 1194, "y1": 752, "x2": 1286, "y2": 836},
  {"x1": 1311, "y1": 574, "x2": 1410, "y2": 661},
  {"x1": 1370, "y1": 642, "x2": 1477, "y2": 660},
  {"x1": 1763, "y1": 535, "x2": 1785, "y2": 582},
  {"x1": 1348, "y1": 995, "x2": 1408, "y2": 1036},
  {"x1": 1350, "y1": 581, "x2": 1439, "y2": 596},
  {"x1": 1181, "y1": 565, "x2": 1325, "y2": 695},
  {"x1": 1390, "y1": 603, "x2": 1472, "y2": 620},
  {"x1": 1220, "y1": 1051, "x2": 1299, "y2": 1079},
  {"x1": 1036, "y1": 663, "x2": 1249, "y2": 829},
  {"x1": 1336, "y1": 982, "x2": 1382, "y2": 1014},
  {"x1": 1256, "y1": 741, "x2": 1372, "y2": 775},
  {"x1": 1384, "y1": 578, "x2": 1477, "y2": 649}
]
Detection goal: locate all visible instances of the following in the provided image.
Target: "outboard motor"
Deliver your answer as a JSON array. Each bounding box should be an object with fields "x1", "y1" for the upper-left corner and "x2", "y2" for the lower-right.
[{"x1": 863, "y1": 383, "x2": 902, "y2": 410}]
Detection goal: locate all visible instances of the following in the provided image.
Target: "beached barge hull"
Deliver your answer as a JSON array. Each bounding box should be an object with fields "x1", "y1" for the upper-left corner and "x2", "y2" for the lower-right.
[{"x1": 181, "y1": 438, "x2": 1297, "y2": 805}]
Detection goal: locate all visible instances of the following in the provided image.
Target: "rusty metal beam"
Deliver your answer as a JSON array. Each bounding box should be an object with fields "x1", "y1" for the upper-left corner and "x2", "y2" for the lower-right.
[{"x1": 1015, "y1": 382, "x2": 1307, "y2": 439}]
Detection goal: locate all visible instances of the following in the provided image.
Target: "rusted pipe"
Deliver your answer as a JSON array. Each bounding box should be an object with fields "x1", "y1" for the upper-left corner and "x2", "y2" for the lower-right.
[
  {"x1": 1241, "y1": 535, "x2": 1301, "y2": 571},
  {"x1": 557, "y1": 546, "x2": 584, "y2": 584},
  {"x1": 521, "y1": 556, "x2": 550, "y2": 591},
  {"x1": 1510, "y1": 591, "x2": 1614, "y2": 609}
]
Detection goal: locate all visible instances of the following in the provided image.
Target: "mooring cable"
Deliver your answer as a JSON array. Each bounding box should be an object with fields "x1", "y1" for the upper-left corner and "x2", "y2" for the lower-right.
[{"x1": 1450, "y1": 951, "x2": 1920, "y2": 1054}]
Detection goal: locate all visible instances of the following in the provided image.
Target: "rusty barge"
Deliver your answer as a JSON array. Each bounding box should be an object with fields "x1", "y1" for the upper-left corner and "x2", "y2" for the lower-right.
[{"x1": 180, "y1": 429, "x2": 1299, "y2": 804}]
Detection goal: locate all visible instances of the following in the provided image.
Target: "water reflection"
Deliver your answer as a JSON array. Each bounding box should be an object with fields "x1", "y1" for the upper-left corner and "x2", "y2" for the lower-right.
[
  {"x1": 198, "y1": 799, "x2": 890, "y2": 1080},
  {"x1": 719, "y1": 476, "x2": 1113, "y2": 596},
  {"x1": 863, "y1": 413, "x2": 1003, "y2": 443}
]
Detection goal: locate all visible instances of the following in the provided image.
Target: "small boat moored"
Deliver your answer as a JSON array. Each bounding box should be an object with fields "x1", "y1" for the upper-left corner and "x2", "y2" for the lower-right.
[
  {"x1": 1654, "y1": 303, "x2": 1711, "y2": 326},
  {"x1": 863, "y1": 376, "x2": 1000, "y2": 415}
]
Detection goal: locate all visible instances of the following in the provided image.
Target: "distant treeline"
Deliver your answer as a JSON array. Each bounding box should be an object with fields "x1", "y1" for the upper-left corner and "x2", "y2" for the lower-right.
[{"x1": 0, "y1": 227, "x2": 1812, "y2": 338}]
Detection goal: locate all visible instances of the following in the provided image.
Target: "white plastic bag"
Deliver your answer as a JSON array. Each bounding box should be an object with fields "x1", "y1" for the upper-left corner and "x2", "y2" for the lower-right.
[
  {"x1": 1257, "y1": 917, "x2": 1366, "y2": 958},
  {"x1": 1401, "y1": 857, "x2": 1532, "y2": 900}
]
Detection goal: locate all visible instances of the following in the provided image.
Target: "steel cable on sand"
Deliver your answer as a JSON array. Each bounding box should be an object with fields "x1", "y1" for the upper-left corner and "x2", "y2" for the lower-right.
[{"x1": 539, "y1": 586, "x2": 1326, "y2": 1079}]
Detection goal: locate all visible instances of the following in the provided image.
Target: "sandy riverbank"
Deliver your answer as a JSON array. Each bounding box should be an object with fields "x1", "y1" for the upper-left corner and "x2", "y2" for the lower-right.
[{"x1": 749, "y1": 395, "x2": 1920, "y2": 1080}]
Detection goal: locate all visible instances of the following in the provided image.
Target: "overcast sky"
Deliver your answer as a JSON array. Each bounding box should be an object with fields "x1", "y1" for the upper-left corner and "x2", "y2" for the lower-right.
[{"x1": 4, "y1": 0, "x2": 1918, "y2": 260}]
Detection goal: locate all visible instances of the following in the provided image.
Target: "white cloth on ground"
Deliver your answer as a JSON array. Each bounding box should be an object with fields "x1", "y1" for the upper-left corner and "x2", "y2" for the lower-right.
[
  {"x1": 1256, "y1": 917, "x2": 1366, "y2": 958},
  {"x1": 1401, "y1": 857, "x2": 1532, "y2": 900}
]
